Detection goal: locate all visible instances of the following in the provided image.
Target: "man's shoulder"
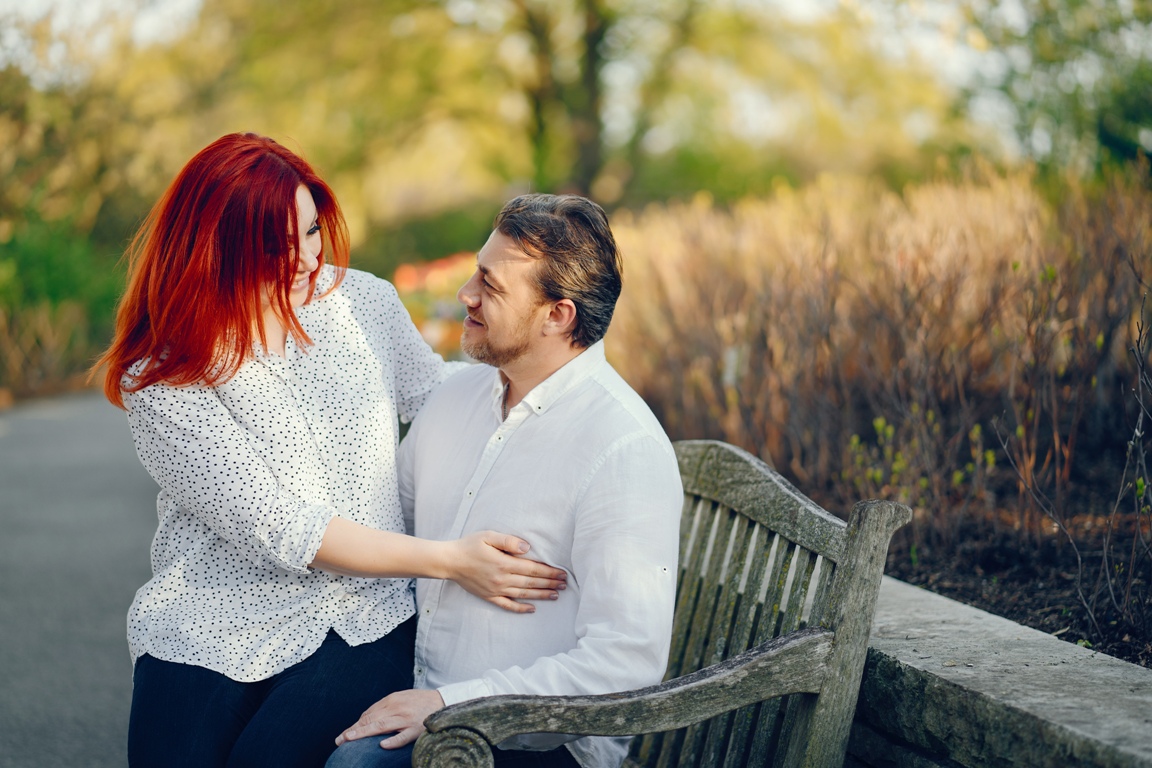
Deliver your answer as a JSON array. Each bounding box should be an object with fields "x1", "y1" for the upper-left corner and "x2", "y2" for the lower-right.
[
  {"x1": 568, "y1": 362, "x2": 674, "y2": 451},
  {"x1": 589, "y1": 363, "x2": 666, "y2": 426}
]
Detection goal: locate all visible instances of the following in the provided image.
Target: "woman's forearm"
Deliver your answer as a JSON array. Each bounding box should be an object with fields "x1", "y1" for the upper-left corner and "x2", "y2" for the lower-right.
[
  {"x1": 309, "y1": 517, "x2": 568, "y2": 613},
  {"x1": 309, "y1": 516, "x2": 452, "y2": 578}
]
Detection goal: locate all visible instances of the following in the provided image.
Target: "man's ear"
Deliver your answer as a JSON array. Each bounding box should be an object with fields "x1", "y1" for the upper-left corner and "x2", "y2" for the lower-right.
[{"x1": 542, "y1": 298, "x2": 577, "y2": 339}]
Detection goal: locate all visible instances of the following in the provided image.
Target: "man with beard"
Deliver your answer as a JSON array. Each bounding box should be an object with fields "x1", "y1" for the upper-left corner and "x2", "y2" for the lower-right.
[{"x1": 326, "y1": 194, "x2": 682, "y2": 768}]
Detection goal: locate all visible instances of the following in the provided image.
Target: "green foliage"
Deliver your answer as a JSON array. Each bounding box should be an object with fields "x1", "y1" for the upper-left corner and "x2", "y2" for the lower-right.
[
  {"x1": 960, "y1": 0, "x2": 1152, "y2": 173},
  {"x1": 1097, "y1": 59, "x2": 1152, "y2": 167},
  {"x1": 626, "y1": 145, "x2": 793, "y2": 206},
  {"x1": 0, "y1": 218, "x2": 123, "y2": 393},
  {"x1": 353, "y1": 204, "x2": 500, "y2": 278},
  {"x1": 0, "y1": 220, "x2": 120, "y2": 314},
  {"x1": 843, "y1": 412, "x2": 995, "y2": 533}
]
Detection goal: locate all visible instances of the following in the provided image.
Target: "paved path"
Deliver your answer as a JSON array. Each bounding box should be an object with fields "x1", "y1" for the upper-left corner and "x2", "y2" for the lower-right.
[{"x1": 0, "y1": 392, "x2": 158, "y2": 768}]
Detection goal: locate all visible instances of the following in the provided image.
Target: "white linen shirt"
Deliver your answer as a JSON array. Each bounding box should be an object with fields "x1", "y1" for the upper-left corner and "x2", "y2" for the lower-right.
[
  {"x1": 124, "y1": 265, "x2": 458, "y2": 683},
  {"x1": 399, "y1": 341, "x2": 682, "y2": 768}
]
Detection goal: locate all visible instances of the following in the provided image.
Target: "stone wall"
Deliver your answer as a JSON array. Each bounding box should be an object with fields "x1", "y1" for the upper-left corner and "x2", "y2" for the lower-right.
[{"x1": 847, "y1": 578, "x2": 1152, "y2": 768}]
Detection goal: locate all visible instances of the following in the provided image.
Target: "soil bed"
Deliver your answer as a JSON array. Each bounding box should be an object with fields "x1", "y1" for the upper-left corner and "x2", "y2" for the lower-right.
[{"x1": 885, "y1": 522, "x2": 1152, "y2": 668}]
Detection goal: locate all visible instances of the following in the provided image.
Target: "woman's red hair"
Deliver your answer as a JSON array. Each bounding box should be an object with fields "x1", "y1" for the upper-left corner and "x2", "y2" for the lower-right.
[{"x1": 96, "y1": 133, "x2": 350, "y2": 408}]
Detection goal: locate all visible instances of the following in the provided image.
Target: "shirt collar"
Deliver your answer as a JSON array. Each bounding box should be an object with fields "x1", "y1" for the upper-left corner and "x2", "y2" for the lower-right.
[
  {"x1": 312, "y1": 263, "x2": 337, "y2": 296},
  {"x1": 250, "y1": 265, "x2": 338, "y2": 361},
  {"x1": 493, "y1": 340, "x2": 607, "y2": 419}
]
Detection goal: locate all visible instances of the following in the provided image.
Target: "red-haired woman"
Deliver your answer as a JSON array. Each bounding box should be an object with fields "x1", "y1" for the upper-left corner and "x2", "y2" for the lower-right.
[{"x1": 97, "y1": 133, "x2": 566, "y2": 768}]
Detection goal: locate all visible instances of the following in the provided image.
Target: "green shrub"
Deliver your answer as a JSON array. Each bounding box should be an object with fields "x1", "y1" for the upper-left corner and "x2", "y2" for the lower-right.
[{"x1": 0, "y1": 219, "x2": 122, "y2": 395}]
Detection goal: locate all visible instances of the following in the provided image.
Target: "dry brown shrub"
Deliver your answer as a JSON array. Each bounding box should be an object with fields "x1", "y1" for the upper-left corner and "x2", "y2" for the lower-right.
[
  {"x1": 606, "y1": 167, "x2": 1151, "y2": 571},
  {"x1": 0, "y1": 301, "x2": 90, "y2": 396}
]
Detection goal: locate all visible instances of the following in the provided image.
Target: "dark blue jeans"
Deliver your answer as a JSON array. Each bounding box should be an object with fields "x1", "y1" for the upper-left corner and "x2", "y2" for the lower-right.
[
  {"x1": 325, "y1": 736, "x2": 581, "y2": 768},
  {"x1": 128, "y1": 617, "x2": 416, "y2": 768}
]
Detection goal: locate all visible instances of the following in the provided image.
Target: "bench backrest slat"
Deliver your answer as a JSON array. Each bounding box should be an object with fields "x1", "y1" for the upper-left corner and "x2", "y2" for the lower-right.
[
  {"x1": 683, "y1": 440, "x2": 848, "y2": 562},
  {"x1": 631, "y1": 441, "x2": 851, "y2": 767},
  {"x1": 679, "y1": 503, "x2": 739, "y2": 680}
]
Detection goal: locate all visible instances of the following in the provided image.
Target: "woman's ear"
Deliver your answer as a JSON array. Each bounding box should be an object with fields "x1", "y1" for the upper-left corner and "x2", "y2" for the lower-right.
[{"x1": 542, "y1": 298, "x2": 578, "y2": 339}]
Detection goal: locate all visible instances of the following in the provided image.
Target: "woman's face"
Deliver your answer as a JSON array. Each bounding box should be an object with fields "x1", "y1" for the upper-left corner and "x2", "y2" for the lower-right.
[{"x1": 288, "y1": 184, "x2": 322, "y2": 309}]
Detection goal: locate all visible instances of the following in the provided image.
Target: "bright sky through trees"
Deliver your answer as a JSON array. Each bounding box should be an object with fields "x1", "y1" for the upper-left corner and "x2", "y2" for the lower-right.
[{"x1": 0, "y1": 0, "x2": 200, "y2": 44}]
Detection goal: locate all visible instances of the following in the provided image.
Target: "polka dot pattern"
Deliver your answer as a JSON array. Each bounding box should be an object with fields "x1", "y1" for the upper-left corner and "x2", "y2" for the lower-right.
[{"x1": 123, "y1": 266, "x2": 460, "y2": 682}]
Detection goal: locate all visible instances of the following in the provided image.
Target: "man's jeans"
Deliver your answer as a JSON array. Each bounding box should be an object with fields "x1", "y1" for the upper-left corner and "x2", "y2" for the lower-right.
[{"x1": 326, "y1": 735, "x2": 581, "y2": 768}]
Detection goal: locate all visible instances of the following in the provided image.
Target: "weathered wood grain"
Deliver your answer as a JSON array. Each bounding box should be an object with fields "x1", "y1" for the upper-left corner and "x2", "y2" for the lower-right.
[
  {"x1": 412, "y1": 726, "x2": 493, "y2": 768},
  {"x1": 677, "y1": 441, "x2": 848, "y2": 562},
  {"x1": 422, "y1": 629, "x2": 832, "y2": 740}
]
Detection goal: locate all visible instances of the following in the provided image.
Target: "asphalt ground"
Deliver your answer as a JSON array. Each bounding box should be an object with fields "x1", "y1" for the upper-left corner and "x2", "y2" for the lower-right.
[{"x1": 0, "y1": 392, "x2": 157, "y2": 768}]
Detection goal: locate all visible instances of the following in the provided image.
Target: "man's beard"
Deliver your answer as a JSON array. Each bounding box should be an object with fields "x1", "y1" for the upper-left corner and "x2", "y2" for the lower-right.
[{"x1": 460, "y1": 315, "x2": 534, "y2": 368}]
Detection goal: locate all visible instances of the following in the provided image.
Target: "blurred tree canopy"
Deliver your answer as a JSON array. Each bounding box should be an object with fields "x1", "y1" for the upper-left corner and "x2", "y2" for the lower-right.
[
  {"x1": 1, "y1": 0, "x2": 981, "y2": 273},
  {"x1": 958, "y1": 0, "x2": 1152, "y2": 172}
]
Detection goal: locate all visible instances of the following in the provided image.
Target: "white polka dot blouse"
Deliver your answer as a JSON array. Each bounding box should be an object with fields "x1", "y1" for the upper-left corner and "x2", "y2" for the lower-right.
[{"x1": 123, "y1": 265, "x2": 459, "y2": 682}]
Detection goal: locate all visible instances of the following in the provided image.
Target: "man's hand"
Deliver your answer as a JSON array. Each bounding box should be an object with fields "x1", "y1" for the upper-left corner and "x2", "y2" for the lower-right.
[{"x1": 334, "y1": 689, "x2": 446, "y2": 750}]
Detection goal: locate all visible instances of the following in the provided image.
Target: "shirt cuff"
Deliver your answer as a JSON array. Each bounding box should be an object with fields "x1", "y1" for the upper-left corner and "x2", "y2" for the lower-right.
[
  {"x1": 437, "y1": 678, "x2": 493, "y2": 707},
  {"x1": 259, "y1": 503, "x2": 338, "y2": 574}
]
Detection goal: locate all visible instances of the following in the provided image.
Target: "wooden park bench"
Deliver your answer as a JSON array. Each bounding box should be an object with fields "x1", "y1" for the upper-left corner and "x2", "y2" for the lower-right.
[{"x1": 413, "y1": 439, "x2": 912, "y2": 767}]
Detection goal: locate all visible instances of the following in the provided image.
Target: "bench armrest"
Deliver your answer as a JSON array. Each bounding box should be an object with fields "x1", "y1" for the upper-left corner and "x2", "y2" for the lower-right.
[{"x1": 412, "y1": 627, "x2": 834, "y2": 767}]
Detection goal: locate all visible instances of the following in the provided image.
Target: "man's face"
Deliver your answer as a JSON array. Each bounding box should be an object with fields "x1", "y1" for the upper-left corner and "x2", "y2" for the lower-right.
[{"x1": 457, "y1": 231, "x2": 546, "y2": 367}]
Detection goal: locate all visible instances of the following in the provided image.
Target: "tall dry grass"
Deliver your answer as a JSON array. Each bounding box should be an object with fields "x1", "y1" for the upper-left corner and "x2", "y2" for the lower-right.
[{"x1": 606, "y1": 166, "x2": 1151, "y2": 631}]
